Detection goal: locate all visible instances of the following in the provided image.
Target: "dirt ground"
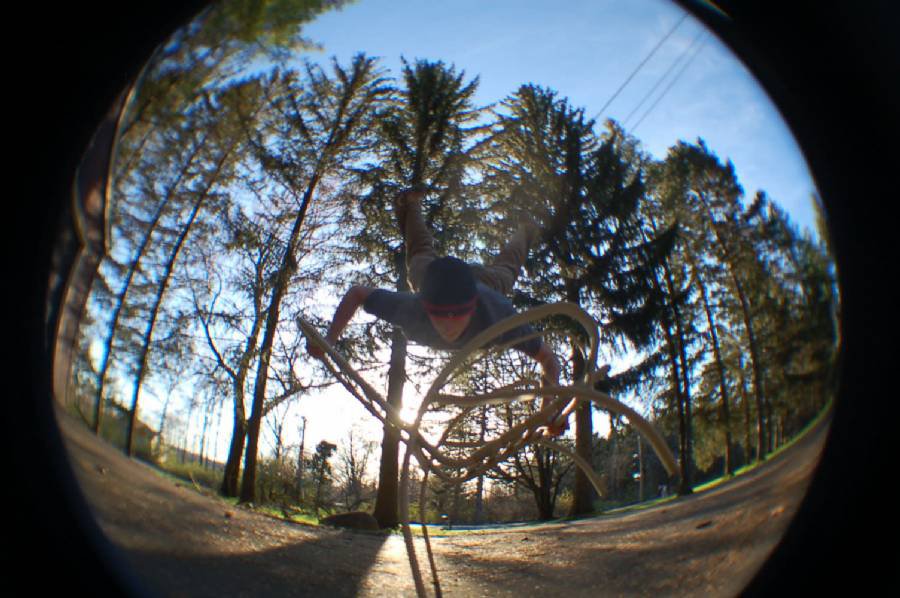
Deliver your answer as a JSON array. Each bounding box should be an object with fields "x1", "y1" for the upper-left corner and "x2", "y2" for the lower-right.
[{"x1": 57, "y1": 407, "x2": 829, "y2": 597}]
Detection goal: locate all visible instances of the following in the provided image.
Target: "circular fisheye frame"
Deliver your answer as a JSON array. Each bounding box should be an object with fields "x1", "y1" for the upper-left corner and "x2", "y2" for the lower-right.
[{"x1": 28, "y1": 1, "x2": 894, "y2": 596}]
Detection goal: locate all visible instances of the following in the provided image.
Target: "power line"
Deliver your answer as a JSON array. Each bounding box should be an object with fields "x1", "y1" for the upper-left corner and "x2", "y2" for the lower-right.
[
  {"x1": 594, "y1": 12, "x2": 689, "y2": 121},
  {"x1": 622, "y1": 26, "x2": 707, "y2": 130},
  {"x1": 630, "y1": 31, "x2": 708, "y2": 135}
]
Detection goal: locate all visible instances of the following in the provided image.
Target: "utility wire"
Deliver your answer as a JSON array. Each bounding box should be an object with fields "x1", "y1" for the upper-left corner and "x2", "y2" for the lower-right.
[
  {"x1": 594, "y1": 12, "x2": 689, "y2": 121},
  {"x1": 622, "y1": 26, "x2": 707, "y2": 130},
  {"x1": 630, "y1": 30, "x2": 708, "y2": 134}
]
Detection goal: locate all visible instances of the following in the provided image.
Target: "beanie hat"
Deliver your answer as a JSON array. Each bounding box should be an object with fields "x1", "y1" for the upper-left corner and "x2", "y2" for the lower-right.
[{"x1": 421, "y1": 257, "x2": 477, "y2": 317}]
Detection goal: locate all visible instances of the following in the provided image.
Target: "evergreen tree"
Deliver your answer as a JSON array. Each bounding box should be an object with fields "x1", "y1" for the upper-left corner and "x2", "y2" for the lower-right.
[
  {"x1": 630, "y1": 170, "x2": 701, "y2": 494},
  {"x1": 486, "y1": 87, "x2": 674, "y2": 512},
  {"x1": 652, "y1": 141, "x2": 766, "y2": 471},
  {"x1": 481, "y1": 84, "x2": 594, "y2": 513},
  {"x1": 310, "y1": 440, "x2": 338, "y2": 513},
  {"x1": 348, "y1": 58, "x2": 484, "y2": 528}
]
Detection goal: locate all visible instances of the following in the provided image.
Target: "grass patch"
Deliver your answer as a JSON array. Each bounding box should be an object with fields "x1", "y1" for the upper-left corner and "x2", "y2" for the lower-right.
[
  {"x1": 146, "y1": 461, "x2": 323, "y2": 526},
  {"x1": 154, "y1": 458, "x2": 223, "y2": 492},
  {"x1": 251, "y1": 503, "x2": 323, "y2": 527},
  {"x1": 149, "y1": 461, "x2": 224, "y2": 498},
  {"x1": 601, "y1": 494, "x2": 679, "y2": 515},
  {"x1": 395, "y1": 524, "x2": 517, "y2": 538}
]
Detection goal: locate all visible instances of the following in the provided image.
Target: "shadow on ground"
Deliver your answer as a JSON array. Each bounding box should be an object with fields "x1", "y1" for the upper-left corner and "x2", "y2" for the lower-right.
[{"x1": 53, "y1": 404, "x2": 830, "y2": 597}]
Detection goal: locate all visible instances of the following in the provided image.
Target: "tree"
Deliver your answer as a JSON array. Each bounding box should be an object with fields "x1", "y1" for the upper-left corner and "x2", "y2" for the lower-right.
[
  {"x1": 481, "y1": 85, "x2": 594, "y2": 514},
  {"x1": 456, "y1": 348, "x2": 575, "y2": 521},
  {"x1": 349, "y1": 58, "x2": 484, "y2": 528},
  {"x1": 310, "y1": 440, "x2": 338, "y2": 514},
  {"x1": 94, "y1": 125, "x2": 206, "y2": 434},
  {"x1": 123, "y1": 81, "x2": 258, "y2": 456},
  {"x1": 93, "y1": 0, "x2": 344, "y2": 435},
  {"x1": 238, "y1": 55, "x2": 391, "y2": 503},
  {"x1": 633, "y1": 163, "x2": 704, "y2": 494},
  {"x1": 191, "y1": 201, "x2": 274, "y2": 496},
  {"x1": 491, "y1": 404, "x2": 575, "y2": 520},
  {"x1": 660, "y1": 141, "x2": 770, "y2": 461},
  {"x1": 485, "y1": 87, "x2": 674, "y2": 512},
  {"x1": 334, "y1": 428, "x2": 376, "y2": 511},
  {"x1": 740, "y1": 195, "x2": 839, "y2": 439}
]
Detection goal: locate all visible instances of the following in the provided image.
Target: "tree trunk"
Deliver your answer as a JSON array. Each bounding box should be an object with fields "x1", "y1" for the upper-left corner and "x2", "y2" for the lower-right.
[
  {"x1": 296, "y1": 417, "x2": 306, "y2": 502},
  {"x1": 206, "y1": 288, "x2": 262, "y2": 497},
  {"x1": 534, "y1": 446, "x2": 555, "y2": 520},
  {"x1": 738, "y1": 355, "x2": 754, "y2": 463},
  {"x1": 221, "y1": 413, "x2": 246, "y2": 497},
  {"x1": 637, "y1": 434, "x2": 644, "y2": 502},
  {"x1": 157, "y1": 390, "x2": 173, "y2": 455},
  {"x1": 569, "y1": 346, "x2": 595, "y2": 516},
  {"x1": 240, "y1": 173, "x2": 320, "y2": 504},
  {"x1": 94, "y1": 135, "x2": 206, "y2": 435},
  {"x1": 662, "y1": 316, "x2": 691, "y2": 495},
  {"x1": 372, "y1": 251, "x2": 409, "y2": 528},
  {"x1": 561, "y1": 277, "x2": 596, "y2": 516},
  {"x1": 474, "y1": 405, "x2": 487, "y2": 524},
  {"x1": 670, "y1": 291, "x2": 694, "y2": 494},
  {"x1": 695, "y1": 267, "x2": 735, "y2": 475},
  {"x1": 126, "y1": 192, "x2": 205, "y2": 456},
  {"x1": 220, "y1": 376, "x2": 247, "y2": 496},
  {"x1": 659, "y1": 261, "x2": 692, "y2": 496},
  {"x1": 199, "y1": 401, "x2": 211, "y2": 469},
  {"x1": 730, "y1": 272, "x2": 768, "y2": 461},
  {"x1": 608, "y1": 416, "x2": 620, "y2": 499}
]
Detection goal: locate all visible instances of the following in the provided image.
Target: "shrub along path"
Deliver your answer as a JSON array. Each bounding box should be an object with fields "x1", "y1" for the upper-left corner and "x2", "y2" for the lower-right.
[{"x1": 57, "y1": 406, "x2": 829, "y2": 597}]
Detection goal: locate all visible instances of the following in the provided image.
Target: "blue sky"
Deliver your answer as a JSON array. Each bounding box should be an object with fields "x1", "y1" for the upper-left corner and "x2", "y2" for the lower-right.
[{"x1": 300, "y1": 0, "x2": 819, "y2": 235}]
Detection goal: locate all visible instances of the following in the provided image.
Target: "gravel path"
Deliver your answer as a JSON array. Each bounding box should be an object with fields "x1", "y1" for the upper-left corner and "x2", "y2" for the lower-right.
[{"x1": 57, "y1": 407, "x2": 828, "y2": 597}]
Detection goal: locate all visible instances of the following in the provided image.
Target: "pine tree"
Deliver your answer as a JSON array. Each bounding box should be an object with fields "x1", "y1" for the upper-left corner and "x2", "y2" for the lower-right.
[
  {"x1": 348, "y1": 58, "x2": 484, "y2": 528},
  {"x1": 485, "y1": 88, "x2": 674, "y2": 512}
]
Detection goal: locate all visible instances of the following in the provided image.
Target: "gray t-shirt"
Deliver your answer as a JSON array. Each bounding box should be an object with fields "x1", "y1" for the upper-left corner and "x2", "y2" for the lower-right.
[{"x1": 363, "y1": 283, "x2": 542, "y2": 356}]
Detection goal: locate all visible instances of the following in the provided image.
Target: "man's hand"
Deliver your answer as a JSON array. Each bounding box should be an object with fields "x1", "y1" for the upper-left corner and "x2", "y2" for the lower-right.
[
  {"x1": 308, "y1": 331, "x2": 339, "y2": 361},
  {"x1": 308, "y1": 286, "x2": 375, "y2": 361},
  {"x1": 539, "y1": 396, "x2": 570, "y2": 437},
  {"x1": 542, "y1": 419, "x2": 569, "y2": 437}
]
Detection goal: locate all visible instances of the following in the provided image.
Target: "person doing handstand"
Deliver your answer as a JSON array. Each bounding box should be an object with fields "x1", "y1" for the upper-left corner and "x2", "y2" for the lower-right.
[{"x1": 309, "y1": 188, "x2": 569, "y2": 436}]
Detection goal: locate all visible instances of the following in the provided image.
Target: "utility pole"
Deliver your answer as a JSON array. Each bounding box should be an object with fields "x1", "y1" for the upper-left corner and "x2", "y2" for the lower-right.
[
  {"x1": 296, "y1": 416, "x2": 307, "y2": 502},
  {"x1": 637, "y1": 433, "x2": 645, "y2": 502}
]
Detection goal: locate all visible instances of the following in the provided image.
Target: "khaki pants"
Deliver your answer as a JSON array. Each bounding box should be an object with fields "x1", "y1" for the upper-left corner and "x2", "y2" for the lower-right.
[{"x1": 401, "y1": 196, "x2": 537, "y2": 296}]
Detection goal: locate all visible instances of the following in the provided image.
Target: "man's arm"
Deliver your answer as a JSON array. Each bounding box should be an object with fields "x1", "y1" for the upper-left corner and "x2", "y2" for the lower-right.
[
  {"x1": 531, "y1": 341, "x2": 571, "y2": 436},
  {"x1": 532, "y1": 341, "x2": 561, "y2": 386},
  {"x1": 309, "y1": 285, "x2": 376, "y2": 359}
]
